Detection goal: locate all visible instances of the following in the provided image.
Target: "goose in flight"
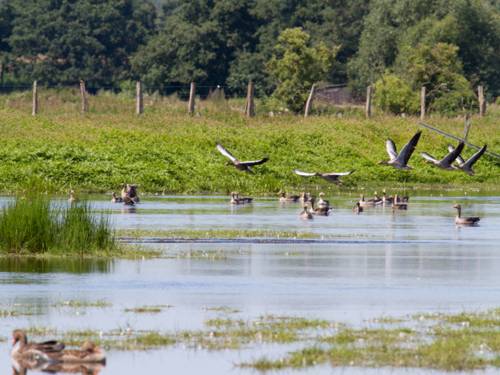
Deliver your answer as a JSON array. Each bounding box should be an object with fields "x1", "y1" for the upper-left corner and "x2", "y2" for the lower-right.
[
  {"x1": 216, "y1": 143, "x2": 269, "y2": 172},
  {"x1": 447, "y1": 144, "x2": 487, "y2": 176},
  {"x1": 420, "y1": 142, "x2": 464, "y2": 170},
  {"x1": 293, "y1": 169, "x2": 354, "y2": 184},
  {"x1": 380, "y1": 131, "x2": 422, "y2": 170}
]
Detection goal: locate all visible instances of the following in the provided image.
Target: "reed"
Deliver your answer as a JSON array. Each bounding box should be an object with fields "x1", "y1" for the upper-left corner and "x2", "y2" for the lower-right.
[{"x1": 0, "y1": 193, "x2": 116, "y2": 255}]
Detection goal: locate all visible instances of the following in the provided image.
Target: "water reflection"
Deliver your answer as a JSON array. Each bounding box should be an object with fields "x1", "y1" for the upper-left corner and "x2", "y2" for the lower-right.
[
  {"x1": 0, "y1": 257, "x2": 113, "y2": 274},
  {"x1": 13, "y1": 361, "x2": 104, "y2": 375}
]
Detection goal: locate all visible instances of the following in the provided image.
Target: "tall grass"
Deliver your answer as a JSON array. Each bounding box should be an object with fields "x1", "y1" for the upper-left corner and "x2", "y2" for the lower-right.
[{"x1": 0, "y1": 194, "x2": 116, "y2": 255}]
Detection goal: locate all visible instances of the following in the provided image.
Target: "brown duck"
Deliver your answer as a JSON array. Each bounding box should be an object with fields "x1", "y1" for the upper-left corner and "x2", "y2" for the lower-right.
[
  {"x1": 11, "y1": 330, "x2": 65, "y2": 363},
  {"x1": 453, "y1": 204, "x2": 480, "y2": 225}
]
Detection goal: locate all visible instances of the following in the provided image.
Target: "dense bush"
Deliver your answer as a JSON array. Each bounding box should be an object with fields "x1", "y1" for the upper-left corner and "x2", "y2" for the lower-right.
[{"x1": 373, "y1": 74, "x2": 418, "y2": 115}]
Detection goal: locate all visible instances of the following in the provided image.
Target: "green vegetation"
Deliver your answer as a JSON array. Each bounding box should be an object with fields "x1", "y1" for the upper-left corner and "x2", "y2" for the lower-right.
[
  {"x1": 120, "y1": 229, "x2": 319, "y2": 240},
  {"x1": 0, "y1": 92, "x2": 498, "y2": 194},
  {"x1": 52, "y1": 300, "x2": 111, "y2": 309},
  {"x1": 0, "y1": 193, "x2": 116, "y2": 255},
  {"x1": 125, "y1": 305, "x2": 172, "y2": 314}
]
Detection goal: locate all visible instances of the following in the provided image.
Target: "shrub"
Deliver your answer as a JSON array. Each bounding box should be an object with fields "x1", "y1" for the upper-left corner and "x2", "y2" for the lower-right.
[{"x1": 373, "y1": 74, "x2": 419, "y2": 114}]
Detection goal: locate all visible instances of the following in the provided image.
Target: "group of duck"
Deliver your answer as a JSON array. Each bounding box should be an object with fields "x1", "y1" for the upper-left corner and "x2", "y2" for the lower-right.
[
  {"x1": 217, "y1": 131, "x2": 485, "y2": 225},
  {"x1": 11, "y1": 329, "x2": 105, "y2": 373}
]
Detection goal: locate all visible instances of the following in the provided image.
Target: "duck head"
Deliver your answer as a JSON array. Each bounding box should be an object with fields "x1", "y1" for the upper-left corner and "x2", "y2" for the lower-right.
[{"x1": 12, "y1": 330, "x2": 27, "y2": 347}]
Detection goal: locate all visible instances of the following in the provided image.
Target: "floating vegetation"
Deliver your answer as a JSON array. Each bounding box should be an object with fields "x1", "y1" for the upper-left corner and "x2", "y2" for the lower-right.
[
  {"x1": 119, "y1": 229, "x2": 320, "y2": 240},
  {"x1": 125, "y1": 305, "x2": 173, "y2": 314},
  {"x1": 0, "y1": 308, "x2": 42, "y2": 318},
  {"x1": 204, "y1": 306, "x2": 241, "y2": 314},
  {"x1": 52, "y1": 300, "x2": 111, "y2": 309},
  {"x1": 175, "y1": 250, "x2": 228, "y2": 260}
]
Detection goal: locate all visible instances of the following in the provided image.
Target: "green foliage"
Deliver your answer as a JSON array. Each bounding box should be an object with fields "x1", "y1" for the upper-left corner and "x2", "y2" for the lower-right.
[
  {"x1": 267, "y1": 28, "x2": 335, "y2": 113},
  {"x1": 7, "y1": 0, "x2": 156, "y2": 88},
  {"x1": 373, "y1": 74, "x2": 418, "y2": 114},
  {"x1": 0, "y1": 193, "x2": 115, "y2": 255}
]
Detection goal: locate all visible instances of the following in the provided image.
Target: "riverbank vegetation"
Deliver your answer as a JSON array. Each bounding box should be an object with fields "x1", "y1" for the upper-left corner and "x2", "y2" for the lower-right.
[{"x1": 0, "y1": 91, "x2": 498, "y2": 195}]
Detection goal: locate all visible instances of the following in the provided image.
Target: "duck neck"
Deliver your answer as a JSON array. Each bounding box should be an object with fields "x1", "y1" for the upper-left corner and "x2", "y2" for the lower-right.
[{"x1": 456, "y1": 207, "x2": 461, "y2": 218}]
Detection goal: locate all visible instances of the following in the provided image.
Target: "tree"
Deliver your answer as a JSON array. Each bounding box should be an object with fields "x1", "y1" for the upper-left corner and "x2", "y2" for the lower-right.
[
  {"x1": 267, "y1": 28, "x2": 335, "y2": 113},
  {"x1": 373, "y1": 74, "x2": 418, "y2": 114},
  {"x1": 8, "y1": 0, "x2": 156, "y2": 89}
]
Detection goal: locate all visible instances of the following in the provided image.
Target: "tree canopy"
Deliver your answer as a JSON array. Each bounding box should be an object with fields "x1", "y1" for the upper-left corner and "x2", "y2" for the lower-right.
[{"x1": 0, "y1": 0, "x2": 498, "y2": 107}]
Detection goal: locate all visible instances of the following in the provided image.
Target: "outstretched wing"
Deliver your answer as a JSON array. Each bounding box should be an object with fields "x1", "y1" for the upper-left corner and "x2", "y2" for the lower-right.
[
  {"x1": 463, "y1": 144, "x2": 487, "y2": 169},
  {"x1": 319, "y1": 170, "x2": 355, "y2": 177},
  {"x1": 447, "y1": 145, "x2": 466, "y2": 165},
  {"x1": 420, "y1": 152, "x2": 438, "y2": 163},
  {"x1": 441, "y1": 142, "x2": 464, "y2": 167},
  {"x1": 294, "y1": 169, "x2": 319, "y2": 177},
  {"x1": 397, "y1": 131, "x2": 422, "y2": 165},
  {"x1": 216, "y1": 143, "x2": 238, "y2": 163},
  {"x1": 239, "y1": 157, "x2": 269, "y2": 167},
  {"x1": 386, "y1": 139, "x2": 398, "y2": 160}
]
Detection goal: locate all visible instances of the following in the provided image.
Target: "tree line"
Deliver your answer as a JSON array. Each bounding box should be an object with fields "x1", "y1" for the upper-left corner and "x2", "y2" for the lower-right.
[{"x1": 0, "y1": 0, "x2": 498, "y2": 114}]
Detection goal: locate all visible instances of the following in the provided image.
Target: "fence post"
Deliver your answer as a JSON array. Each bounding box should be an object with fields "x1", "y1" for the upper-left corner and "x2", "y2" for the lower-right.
[
  {"x1": 79, "y1": 80, "x2": 88, "y2": 113},
  {"x1": 420, "y1": 86, "x2": 426, "y2": 121},
  {"x1": 136, "y1": 80, "x2": 143, "y2": 115},
  {"x1": 463, "y1": 114, "x2": 472, "y2": 141},
  {"x1": 188, "y1": 81, "x2": 196, "y2": 115},
  {"x1": 245, "y1": 81, "x2": 255, "y2": 117},
  {"x1": 478, "y1": 85, "x2": 486, "y2": 117},
  {"x1": 365, "y1": 85, "x2": 372, "y2": 118},
  {"x1": 32, "y1": 80, "x2": 38, "y2": 116},
  {"x1": 304, "y1": 84, "x2": 316, "y2": 118}
]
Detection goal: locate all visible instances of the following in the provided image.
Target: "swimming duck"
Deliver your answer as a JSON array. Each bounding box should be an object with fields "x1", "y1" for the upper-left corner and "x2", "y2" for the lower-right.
[
  {"x1": 299, "y1": 204, "x2": 314, "y2": 220},
  {"x1": 126, "y1": 184, "x2": 140, "y2": 203},
  {"x1": 453, "y1": 204, "x2": 480, "y2": 225},
  {"x1": 279, "y1": 192, "x2": 300, "y2": 203},
  {"x1": 421, "y1": 142, "x2": 465, "y2": 170},
  {"x1": 11, "y1": 330, "x2": 65, "y2": 363},
  {"x1": 216, "y1": 143, "x2": 269, "y2": 173},
  {"x1": 57, "y1": 341, "x2": 106, "y2": 364},
  {"x1": 299, "y1": 192, "x2": 313, "y2": 204},
  {"x1": 68, "y1": 190, "x2": 77, "y2": 204},
  {"x1": 314, "y1": 192, "x2": 331, "y2": 216},
  {"x1": 123, "y1": 195, "x2": 135, "y2": 206},
  {"x1": 353, "y1": 202, "x2": 363, "y2": 214},
  {"x1": 230, "y1": 192, "x2": 253, "y2": 205},
  {"x1": 111, "y1": 192, "x2": 123, "y2": 203},
  {"x1": 380, "y1": 131, "x2": 422, "y2": 170},
  {"x1": 447, "y1": 144, "x2": 488, "y2": 176},
  {"x1": 382, "y1": 190, "x2": 394, "y2": 205},
  {"x1": 358, "y1": 194, "x2": 379, "y2": 208},
  {"x1": 392, "y1": 194, "x2": 408, "y2": 210}
]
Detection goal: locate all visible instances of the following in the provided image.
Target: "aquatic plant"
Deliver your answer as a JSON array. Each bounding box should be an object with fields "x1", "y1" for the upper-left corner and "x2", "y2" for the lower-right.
[{"x1": 0, "y1": 193, "x2": 116, "y2": 255}]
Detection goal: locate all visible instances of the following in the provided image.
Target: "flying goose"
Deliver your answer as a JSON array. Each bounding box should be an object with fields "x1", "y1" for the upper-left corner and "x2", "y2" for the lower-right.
[
  {"x1": 447, "y1": 144, "x2": 487, "y2": 176},
  {"x1": 293, "y1": 169, "x2": 354, "y2": 184},
  {"x1": 216, "y1": 143, "x2": 269, "y2": 172},
  {"x1": 420, "y1": 142, "x2": 465, "y2": 170},
  {"x1": 453, "y1": 204, "x2": 480, "y2": 225},
  {"x1": 11, "y1": 330, "x2": 65, "y2": 363},
  {"x1": 380, "y1": 131, "x2": 422, "y2": 169}
]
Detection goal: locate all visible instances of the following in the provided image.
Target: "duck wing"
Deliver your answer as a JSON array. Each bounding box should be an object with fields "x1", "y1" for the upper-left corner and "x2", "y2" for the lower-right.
[
  {"x1": 239, "y1": 157, "x2": 269, "y2": 167},
  {"x1": 33, "y1": 340, "x2": 65, "y2": 353},
  {"x1": 386, "y1": 139, "x2": 398, "y2": 160},
  {"x1": 441, "y1": 142, "x2": 464, "y2": 167},
  {"x1": 420, "y1": 152, "x2": 439, "y2": 163},
  {"x1": 293, "y1": 169, "x2": 320, "y2": 177},
  {"x1": 216, "y1": 144, "x2": 238, "y2": 163},
  {"x1": 396, "y1": 131, "x2": 422, "y2": 165},
  {"x1": 447, "y1": 145, "x2": 466, "y2": 165},
  {"x1": 463, "y1": 144, "x2": 487, "y2": 169}
]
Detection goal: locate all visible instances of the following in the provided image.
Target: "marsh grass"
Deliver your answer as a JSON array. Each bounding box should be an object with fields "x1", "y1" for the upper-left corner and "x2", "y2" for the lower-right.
[
  {"x1": 52, "y1": 300, "x2": 111, "y2": 309},
  {"x1": 0, "y1": 193, "x2": 116, "y2": 255},
  {"x1": 125, "y1": 305, "x2": 172, "y2": 314},
  {"x1": 0, "y1": 90, "x2": 498, "y2": 194},
  {"x1": 120, "y1": 229, "x2": 320, "y2": 240}
]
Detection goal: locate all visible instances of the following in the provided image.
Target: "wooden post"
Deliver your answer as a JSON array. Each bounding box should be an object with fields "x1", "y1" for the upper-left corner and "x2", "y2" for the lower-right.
[
  {"x1": 136, "y1": 80, "x2": 143, "y2": 115},
  {"x1": 304, "y1": 84, "x2": 316, "y2": 118},
  {"x1": 188, "y1": 81, "x2": 196, "y2": 115},
  {"x1": 32, "y1": 80, "x2": 38, "y2": 116},
  {"x1": 245, "y1": 81, "x2": 255, "y2": 117},
  {"x1": 365, "y1": 85, "x2": 372, "y2": 118},
  {"x1": 420, "y1": 86, "x2": 426, "y2": 121},
  {"x1": 478, "y1": 85, "x2": 486, "y2": 117},
  {"x1": 463, "y1": 114, "x2": 472, "y2": 141},
  {"x1": 79, "y1": 80, "x2": 88, "y2": 113}
]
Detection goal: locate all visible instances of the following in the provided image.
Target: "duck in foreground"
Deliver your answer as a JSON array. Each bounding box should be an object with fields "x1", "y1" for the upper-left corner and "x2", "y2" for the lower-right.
[
  {"x1": 353, "y1": 202, "x2": 363, "y2": 214},
  {"x1": 392, "y1": 194, "x2": 408, "y2": 210},
  {"x1": 216, "y1": 143, "x2": 269, "y2": 173},
  {"x1": 299, "y1": 204, "x2": 314, "y2": 220},
  {"x1": 11, "y1": 330, "x2": 65, "y2": 364},
  {"x1": 57, "y1": 341, "x2": 106, "y2": 364},
  {"x1": 314, "y1": 192, "x2": 331, "y2": 216},
  {"x1": 380, "y1": 131, "x2": 422, "y2": 170},
  {"x1": 453, "y1": 204, "x2": 480, "y2": 225}
]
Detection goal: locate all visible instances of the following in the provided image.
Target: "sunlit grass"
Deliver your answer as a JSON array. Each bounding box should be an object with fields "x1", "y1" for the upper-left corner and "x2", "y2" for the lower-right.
[{"x1": 0, "y1": 90, "x2": 498, "y2": 194}]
